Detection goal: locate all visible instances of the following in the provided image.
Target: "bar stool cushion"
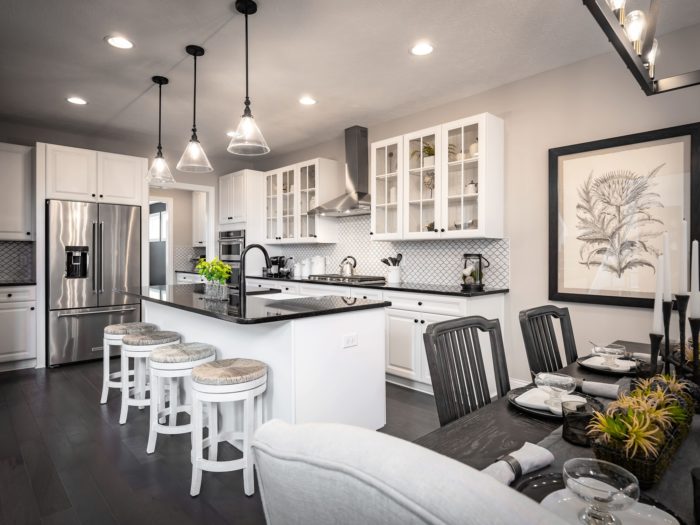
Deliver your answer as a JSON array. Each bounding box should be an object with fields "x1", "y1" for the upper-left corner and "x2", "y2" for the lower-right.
[
  {"x1": 192, "y1": 358, "x2": 267, "y2": 386},
  {"x1": 122, "y1": 331, "x2": 180, "y2": 346},
  {"x1": 150, "y1": 343, "x2": 216, "y2": 364},
  {"x1": 104, "y1": 322, "x2": 158, "y2": 336}
]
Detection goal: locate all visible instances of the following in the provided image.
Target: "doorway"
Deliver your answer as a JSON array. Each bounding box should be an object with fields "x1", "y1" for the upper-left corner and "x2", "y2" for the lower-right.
[{"x1": 148, "y1": 198, "x2": 173, "y2": 285}]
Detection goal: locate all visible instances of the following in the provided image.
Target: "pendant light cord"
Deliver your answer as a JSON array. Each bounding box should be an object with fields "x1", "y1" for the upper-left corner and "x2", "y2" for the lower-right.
[
  {"x1": 244, "y1": 6, "x2": 251, "y2": 116},
  {"x1": 157, "y1": 82, "x2": 163, "y2": 156},
  {"x1": 192, "y1": 55, "x2": 198, "y2": 136}
]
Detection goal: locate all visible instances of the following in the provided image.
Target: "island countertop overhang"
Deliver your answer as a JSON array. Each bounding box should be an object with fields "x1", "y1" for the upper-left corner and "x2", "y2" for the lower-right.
[{"x1": 119, "y1": 285, "x2": 392, "y2": 325}]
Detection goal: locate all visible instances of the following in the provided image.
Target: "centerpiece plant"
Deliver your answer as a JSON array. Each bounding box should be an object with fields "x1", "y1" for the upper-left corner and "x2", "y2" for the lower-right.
[
  {"x1": 587, "y1": 374, "x2": 694, "y2": 488},
  {"x1": 195, "y1": 257, "x2": 231, "y2": 300}
]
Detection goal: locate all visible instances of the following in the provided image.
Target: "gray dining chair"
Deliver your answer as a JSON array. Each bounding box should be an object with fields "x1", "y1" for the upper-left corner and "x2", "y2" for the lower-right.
[
  {"x1": 423, "y1": 316, "x2": 511, "y2": 427},
  {"x1": 519, "y1": 305, "x2": 578, "y2": 377},
  {"x1": 252, "y1": 419, "x2": 566, "y2": 525}
]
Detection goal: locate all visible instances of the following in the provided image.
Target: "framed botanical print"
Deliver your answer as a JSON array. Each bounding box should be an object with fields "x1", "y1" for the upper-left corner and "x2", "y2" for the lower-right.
[{"x1": 549, "y1": 123, "x2": 700, "y2": 308}]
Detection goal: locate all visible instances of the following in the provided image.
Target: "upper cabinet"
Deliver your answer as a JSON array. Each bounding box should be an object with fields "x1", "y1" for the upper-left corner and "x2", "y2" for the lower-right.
[
  {"x1": 0, "y1": 143, "x2": 33, "y2": 240},
  {"x1": 45, "y1": 144, "x2": 145, "y2": 206},
  {"x1": 370, "y1": 113, "x2": 504, "y2": 240},
  {"x1": 219, "y1": 171, "x2": 246, "y2": 224},
  {"x1": 263, "y1": 158, "x2": 343, "y2": 244},
  {"x1": 192, "y1": 191, "x2": 207, "y2": 247}
]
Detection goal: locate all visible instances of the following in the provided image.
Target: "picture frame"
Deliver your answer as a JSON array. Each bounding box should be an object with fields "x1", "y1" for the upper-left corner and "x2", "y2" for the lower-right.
[{"x1": 549, "y1": 123, "x2": 700, "y2": 308}]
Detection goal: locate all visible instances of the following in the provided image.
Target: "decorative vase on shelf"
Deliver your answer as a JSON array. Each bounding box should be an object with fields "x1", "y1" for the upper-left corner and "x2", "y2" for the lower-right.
[
  {"x1": 204, "y1": 281, "x2": 228, "y2": 301},
  {"x1": 468, "y1": 138, "x2": 479, "y2": 157},
  {"x1": 423, "y1": 155, "x2": 435, "y2": 168}
]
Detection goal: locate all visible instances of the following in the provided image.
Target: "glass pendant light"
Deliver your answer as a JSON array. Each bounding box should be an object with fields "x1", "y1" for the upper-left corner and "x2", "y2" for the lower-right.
[
  {"x1": 606, "y1": 0, "x2": 626, "y2": 24},
  {"x1": 177, "y1": 45, "x2": 213, "y2": 172},
  {"x1": 624, "y1": 10, "x2": 646, "y2": 55},
  {"x1": 646, "y1": 38, "x2": 659, "y2": 78},
  {"x1": 227, "y1": 0, "x2": 270, "y2": 156},
  {"x1": 146, "y1": 76, "x2": 175, "y2": 184}
]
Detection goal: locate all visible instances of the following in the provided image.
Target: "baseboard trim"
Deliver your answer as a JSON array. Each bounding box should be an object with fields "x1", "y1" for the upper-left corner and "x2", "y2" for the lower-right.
[
  {"x1": 0, "y1": 358, "x2": 37, "y2": 373},
  {"x1": 386, "y1": 374, "x2": 434, "y2": 395},
  {"x1": 509, "y1": 377, "x2": 530, "y2": 388}
]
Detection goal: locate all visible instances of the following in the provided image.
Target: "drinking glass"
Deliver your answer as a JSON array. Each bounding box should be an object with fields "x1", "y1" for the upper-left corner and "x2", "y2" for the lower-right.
[
  {"x1": 562, "y1": 401, "x2": 595, "y2": 447},
  {"x1": 534, "y1": 372, "x2": 577, "y2": 408},
  {"x1": 563, "y1": 458, "x2": 639, "y2": 524},
  {"x1": 596, "y1": 344, "x2": 625, "y2": 367}
]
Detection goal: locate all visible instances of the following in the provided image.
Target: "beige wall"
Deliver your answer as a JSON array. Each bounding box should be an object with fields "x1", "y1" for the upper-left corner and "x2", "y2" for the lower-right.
[
  {"x1": 149, "y1": 188, "x2": 194, "y2": 247},
  {"x1": 251, "y1": 24, "x2": 700, "y2": 380}
]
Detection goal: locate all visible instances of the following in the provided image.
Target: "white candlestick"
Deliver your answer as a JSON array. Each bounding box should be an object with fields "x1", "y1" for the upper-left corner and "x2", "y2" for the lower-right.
[
  {"x1": 652, "y1": 254, "x2": 664, "y2": 334},
  {"x1": 663, "y1": 232, "x2": 672, "y2": 301},
  {"x1": 680, "y1": 219, "x2": 689, "y2": 293},
  {"x1": 691, "y1": 240, "x2": 700, "y2": 318}
]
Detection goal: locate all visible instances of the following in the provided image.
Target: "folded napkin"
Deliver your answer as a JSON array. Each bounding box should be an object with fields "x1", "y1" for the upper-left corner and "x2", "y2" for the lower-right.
[
  {"x1": 481, "y1": 442, "x2": 555, "y2": 485},
  {"x1": 581, "y1": 355, "x2": 636, "y2": 371},
  {"x1": 579, "y1": 380, "x2": 620, "y2": 399},
  {"x1": 514, "y1": 388, "x2": 586, "y2": 416}
]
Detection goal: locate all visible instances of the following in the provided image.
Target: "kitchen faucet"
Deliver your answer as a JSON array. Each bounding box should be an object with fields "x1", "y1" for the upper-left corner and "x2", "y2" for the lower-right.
[{"x1": 239, "y1": 244, "x2": 272, "y2": 304}]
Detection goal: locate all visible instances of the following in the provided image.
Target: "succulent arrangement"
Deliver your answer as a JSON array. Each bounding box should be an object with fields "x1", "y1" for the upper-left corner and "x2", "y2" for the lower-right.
[
  {"x1": 195, "y1": 257, "x2": 232, "y2": 284},
  {"x1": 587, "y1": 374, "x2": 693, "y2": 460}
]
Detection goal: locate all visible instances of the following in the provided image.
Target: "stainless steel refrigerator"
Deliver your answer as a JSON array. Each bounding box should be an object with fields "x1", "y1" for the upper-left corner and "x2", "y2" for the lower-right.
[{"x1": 47, "y1": 200, "x2": 141, "y2": 366}]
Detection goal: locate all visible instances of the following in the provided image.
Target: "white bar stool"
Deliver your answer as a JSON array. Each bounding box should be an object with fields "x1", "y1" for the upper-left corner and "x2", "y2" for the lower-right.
[
  {"x1": 119, "y1": 331, "x2": 181, "y2": 425},
  {"x1": 147, "y1": 343, "x2": 217, "y2": 454},
  {"x1": 190, "y1": 358, "x2": 267, "y2": 497},
  {"x1": 101, "y1": 322, "x2": 158, "y2": 404}
]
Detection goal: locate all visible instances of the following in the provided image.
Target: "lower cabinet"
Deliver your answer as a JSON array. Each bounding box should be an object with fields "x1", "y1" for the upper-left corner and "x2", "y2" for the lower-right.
[
  {"x1": 176, "y1": 272, "x2": 206, "y2": 284},
  {"x1": 386, "y1": 308, "x2": 455, "y2": 384},
  {"x1": 0, "y1": 301, "x2": 36, "y2": 363}
]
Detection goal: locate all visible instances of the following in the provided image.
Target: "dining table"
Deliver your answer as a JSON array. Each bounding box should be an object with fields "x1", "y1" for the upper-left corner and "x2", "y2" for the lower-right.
[{"x1": 414, "y1": 340, "x2": 696, "y2": 524}]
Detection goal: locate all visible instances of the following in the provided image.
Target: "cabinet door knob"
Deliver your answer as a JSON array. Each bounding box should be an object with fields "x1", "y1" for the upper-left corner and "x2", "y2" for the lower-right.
[
  {"x1": 433, "y1": 229, "x2": 438, "y2": 233},
  {"x1": 440, "y1": 228, "x2": 445, "y2": 232},
  {"x1": 369, "y1": 232, "x2": 374, "y2": 235},
  {"x1": 99, "y1": 194, "x2": 104, "y2": 198},
  {"x1": 26, "y1": 232, "x2": 30, "y2": 235},
  {"x1": 420, "y1": 320, "x2": 425, "y2": 324},
  {"x1": 91, "y1": 193, "x2": 96, "y2": 197},
  {"x1": 362, "y1": 296, "x2": 367, "y2": 299},
  {"x1": 7, "y1": 293, "x2": 12, "y2": 297},
  {"x1": 228, "y1": 216, "x2": 233, "y2": 220},
  {"x1": 30, "y1": 307, "x2": 35, "y2": 311},
  {"x1": 414, "y1": 319, "x2": 418, "y2": 323},
  {"x1": 418, "y1": 301, "x2": 423, "y2": 306}
]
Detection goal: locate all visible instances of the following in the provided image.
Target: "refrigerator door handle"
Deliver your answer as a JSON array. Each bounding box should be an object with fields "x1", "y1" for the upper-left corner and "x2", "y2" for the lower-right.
[
  {"x1": 56, "y1": 307, "x2": 136, "y2": 318},
  {"x1": 91, "y1": 221, "x2": 97, "y2": 292},
  {"x1": 99, "y1": 221, "x2": 105, "y2": 293}
]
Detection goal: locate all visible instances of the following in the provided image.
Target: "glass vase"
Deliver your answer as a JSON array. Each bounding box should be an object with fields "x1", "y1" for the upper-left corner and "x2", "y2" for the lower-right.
[{"x1": 204, "y1": 281, "x2": 228, "y2": 301}]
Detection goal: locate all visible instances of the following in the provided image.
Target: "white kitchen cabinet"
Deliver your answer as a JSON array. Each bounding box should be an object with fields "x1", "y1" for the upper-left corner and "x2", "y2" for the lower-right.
[
  {"x1": 97, "y1": 151, "x2": 145, "y2": 205},
  {"x1": 219, "y1": 171, "x2": 246, "y2": 225},
  {"x1": 350, "y1": 288, "x2": 383, "y2": 301},
  {"x1": 45, "y1": 144, "x2": 145, "y2": 205},
  {"x1": 176, "y1": 272, "x2": 206, "y2": 284},
  {"x1": 0, "y1": 286, "x2": 36, "y2": 363},
  {"x1": 370, "y1": 136, "x2": 403, "y2": 241},
  {"x1": 0, "y1": 143, "x2": 33, "y2": 240},
  {"x1": 264, "y1": 158, "x2": 343, "y2": 244},
  {"x1": 246, "y1": 278, "x2": 300, "y2": 294},
  {"x1": 45, "y1": 144, "x2": 97, "y2": 201},
  {"x1": 192, "y1": 191, "x2": 207, "y2": 247},
  {"x1": 369, "y1": 112, "x2": 503, "y2": 240},
  {"x1": 385, "y1": 308, "x2": 420, "y2": 380},
  {"x1": 297, "y1": 283, "x2": 351, "y2": 297}
]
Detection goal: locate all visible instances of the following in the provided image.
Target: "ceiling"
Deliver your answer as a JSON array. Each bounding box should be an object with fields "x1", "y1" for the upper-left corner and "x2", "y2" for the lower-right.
[{"x1": 1, "y1": 0, "x2": 700, "y2": 170}]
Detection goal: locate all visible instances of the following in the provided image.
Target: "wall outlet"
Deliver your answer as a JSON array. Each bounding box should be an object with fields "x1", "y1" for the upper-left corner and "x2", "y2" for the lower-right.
[{"x1": 342, "y1": 333, "x2": 358, "y2": 348}]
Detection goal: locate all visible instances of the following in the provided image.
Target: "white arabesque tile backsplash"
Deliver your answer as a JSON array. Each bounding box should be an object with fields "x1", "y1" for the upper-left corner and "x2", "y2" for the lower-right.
[{"x1": 275, "y1": 216, "x2": 509, "y2": 289}]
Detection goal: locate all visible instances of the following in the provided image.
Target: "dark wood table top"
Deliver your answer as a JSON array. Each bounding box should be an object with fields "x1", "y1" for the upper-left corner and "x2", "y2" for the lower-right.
[{"x1": 414, "y1": 340, "x2": 648, "y2": 470}]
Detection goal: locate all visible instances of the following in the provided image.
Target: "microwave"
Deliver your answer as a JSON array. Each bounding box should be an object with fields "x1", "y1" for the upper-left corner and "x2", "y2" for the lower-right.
[{"x1": 218, "y1": 229, "x2": 245, "y2": 263}]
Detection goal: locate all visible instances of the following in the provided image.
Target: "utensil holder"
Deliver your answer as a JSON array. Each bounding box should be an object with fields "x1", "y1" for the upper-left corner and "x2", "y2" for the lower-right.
[{"x1": 387, "y1": 266, "x2": 401, "y2": 285}]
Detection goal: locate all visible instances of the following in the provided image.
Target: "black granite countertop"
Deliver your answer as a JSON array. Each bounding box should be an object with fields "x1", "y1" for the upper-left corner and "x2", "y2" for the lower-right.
[
  {"x1": 247, "y1": 275, "x2": 508, "y2": 298},
  {"x1": 119, "y1": 284, "x2": 391, "y2": 325},
  {"x1": 0, "y1": 282, "x2": 36, "y2": 287}
]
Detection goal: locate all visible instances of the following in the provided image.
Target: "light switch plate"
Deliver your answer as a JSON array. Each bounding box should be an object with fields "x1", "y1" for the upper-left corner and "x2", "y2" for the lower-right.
[{"x1": 342, "y1": 333, "x2": 358, "y2": 348}]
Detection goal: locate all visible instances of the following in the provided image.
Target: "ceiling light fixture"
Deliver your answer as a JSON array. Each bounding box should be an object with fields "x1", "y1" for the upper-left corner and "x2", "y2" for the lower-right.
[
  {"x1": 584, "y1": 0, "x2": 700, "y2": 95},
  {"x1": 410, "y1": 41, "x2": 433, "y2": 56},
  {"x1": 299, "y1": 95, "x2": 317, "y2": 106},
  {"x1": 66, "y1": 96, "x2": 87, "y2": 105},
  {"x1": 146, "y1": 76, "x2": 175, "y2": 184},
  {"x1": 105, "y1": 35, "x2": 134, "y2": 49},
  {"x1": 177, "y1": 45, "x2": 213, "y2": 173},
  {"x1": 227, "y1": 0, "x2": 270, "y2": 156}
]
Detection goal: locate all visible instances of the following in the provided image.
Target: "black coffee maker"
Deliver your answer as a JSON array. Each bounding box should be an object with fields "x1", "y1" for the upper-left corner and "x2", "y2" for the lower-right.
[{"x1": 269, "y1": 256, "x2": 286, "y2": 278}]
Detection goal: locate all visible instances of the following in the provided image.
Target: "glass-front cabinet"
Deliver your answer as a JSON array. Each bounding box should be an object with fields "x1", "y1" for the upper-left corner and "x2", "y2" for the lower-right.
[
  {"x1": 298, "y1": 160, "x2": 318, "y2": 241},
  {"x1": 370, "y1": 137, "x2": 402, "y2": 240},
  {"x1": 264, "y1": 170, "x2": 280, "y2": 242},
  {"x1": 369, "y1": 112, "x2": 503, "y2": 241},
  {"x1": 281, "y1": 167, "x2": 295, "y2": 240},
  {"x1": 404, "y1": 126, "x2": 441, "y2": 240}
]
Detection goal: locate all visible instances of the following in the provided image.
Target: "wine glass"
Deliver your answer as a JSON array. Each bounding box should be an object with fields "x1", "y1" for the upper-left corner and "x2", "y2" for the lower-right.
[
  {"x1": 535, "y1": 372, "x2": 577, "y2": 408},
  {"x1": 596, "y1": 344, "x2": 625, "y2": 367},
  {"x1": 563, "y1": 458, "x2": 639, "y2": 524}
]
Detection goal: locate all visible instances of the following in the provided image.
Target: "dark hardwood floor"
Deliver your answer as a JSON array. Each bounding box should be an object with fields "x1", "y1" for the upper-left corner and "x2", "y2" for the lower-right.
[{"x1": 0, "y1": 360, "x2": 439, "y2": 524}]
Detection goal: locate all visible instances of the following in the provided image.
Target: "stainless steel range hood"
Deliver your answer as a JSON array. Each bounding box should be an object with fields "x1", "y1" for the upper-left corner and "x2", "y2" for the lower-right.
[{"x1": 307, "y1": 126, "x2": 370, "y2": 216}]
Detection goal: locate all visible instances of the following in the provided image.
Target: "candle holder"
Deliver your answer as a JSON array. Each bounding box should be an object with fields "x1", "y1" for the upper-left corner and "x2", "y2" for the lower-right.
[
  {"x1": 662, "y1": 300, "x2": 673, "y2": 374},
  {"x1": 675, "y1": 294, "x2": 690, "y2": 372},
  {"x1": 690, "y1": 317, "x2": 700, "y2": 384},
  {"x1": 638, "y1": 333, "x2": 663, "y2": 379}
]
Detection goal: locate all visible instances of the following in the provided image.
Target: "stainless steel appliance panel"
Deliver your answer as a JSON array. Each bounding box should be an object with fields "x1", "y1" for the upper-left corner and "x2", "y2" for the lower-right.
[
  {"x1": 47, "y1": 200, "x2": 99, "y2": 310},
  {"x1": 47, "y1": 305, "x2": 140, "y2": 366},
  {"x1": 99, "y1": 203, "x2": 141, "y2": 306},
  {"x1": 218, "y1": 229, "x2": 245, "y2": 263}
]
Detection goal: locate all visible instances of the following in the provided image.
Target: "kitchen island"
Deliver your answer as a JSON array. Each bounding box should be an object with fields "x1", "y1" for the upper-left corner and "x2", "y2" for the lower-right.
[{"x1": 121, "y1": 284, "x2": 391, "y2": 430}]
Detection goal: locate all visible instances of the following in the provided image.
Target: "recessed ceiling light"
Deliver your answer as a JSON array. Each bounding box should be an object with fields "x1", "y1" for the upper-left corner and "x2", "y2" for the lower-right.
[
  {"x1": 299, "y1": 95, "x2": 317, "y2": 106},
  {"x1": 410, "y1": 41, "x2": 433, "y2": 56},
  {"x1": 105, "y1": 35, "x2": 134, "y2": 49},
  {"x1": 66, "y1": 96, "x2": 87, "y2": 105}
]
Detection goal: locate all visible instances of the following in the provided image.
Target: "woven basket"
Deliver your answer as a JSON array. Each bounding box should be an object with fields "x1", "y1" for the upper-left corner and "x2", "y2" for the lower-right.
[{"x1": 592, "y1": 424, "x2": 689, "y2": 489}]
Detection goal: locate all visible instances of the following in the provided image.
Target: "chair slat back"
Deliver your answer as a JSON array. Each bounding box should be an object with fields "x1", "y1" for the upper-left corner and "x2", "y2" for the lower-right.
[
  {"x1": 424, "y1": 316, "x2": 510, "y2": 427},
  {"x1": 519, "y1": 305, "x2": 578, "y2": 377}
]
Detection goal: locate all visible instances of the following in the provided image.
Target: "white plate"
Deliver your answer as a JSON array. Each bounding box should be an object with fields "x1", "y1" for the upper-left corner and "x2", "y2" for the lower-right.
[{"x1": 541, "y1": 488, "x2": 678, "y2": 525}]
